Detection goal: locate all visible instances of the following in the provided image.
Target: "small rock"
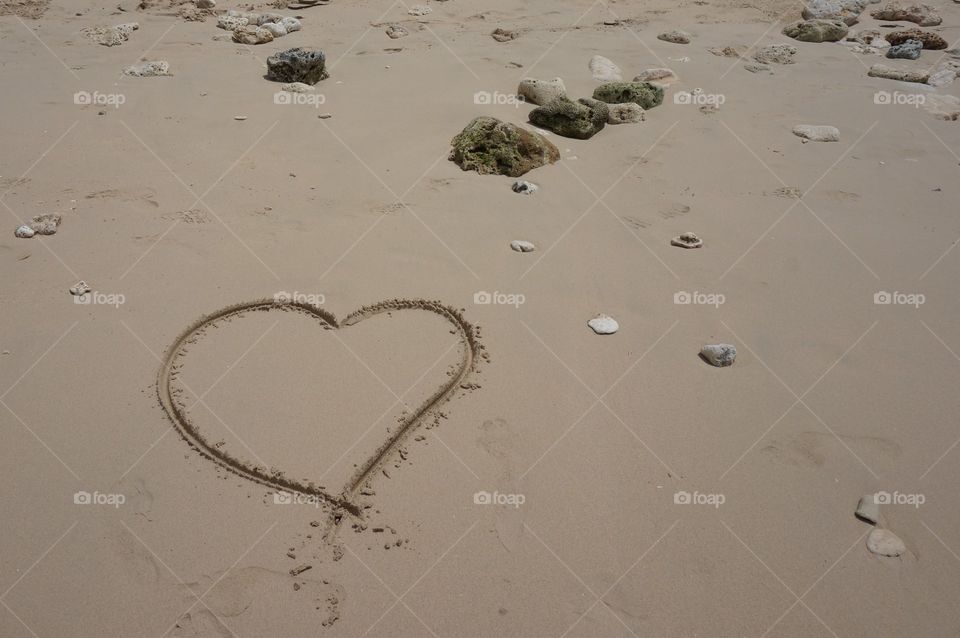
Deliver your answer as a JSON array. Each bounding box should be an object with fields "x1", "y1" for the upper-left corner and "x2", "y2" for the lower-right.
[
  {"x1": 589, "y1": 55, "x2": 623, "y2": 81},
  {"x1": 232, "y1": 26, "x2": 274, "y2": 45},
  {"x1": 701, "y1": 344, "x2": 737, "y2": 367},
  {"x1": 408, "y1": 4, "x2": 431, "y2": 15},
  {"x1": 318, "y1": 113, "x2": 333, "y2": 119},
  {"x1": 708, "y1": 45, "x2": 746, "y2": 57},
  {"x1": 607, "y1": 102, "x2": 645, "y2": 124},
  {"x1": 234, "y1": 115, "x2": 247, "y2": 120},
  {"x1": 633, "y1": 68, "x2": 678, "y2": 85},
  {"x1": 83, "y1": 22, "x2": 139, "y2": 47},
  {"x1": 782, "y1": 19, "x2": 848, "y2": 42},
  {"x1": 792, "y1": 125, "x2": 840, "y2": 142},
  {"x1": 593, "y1": 81, "x2": 664, "y2": 109},
  {"x1": 887, "y1": 38, "x2": 922, "y2": 59},
  {"x1": 517, "y1": 77, "x2": 567, "y2": 106},
  {"x1": 281, "y1": 17, "x2": 301, "y2": 33},
  {"x1": 267, "y1": 47, "x2": 329, "y2": 84},
  {"x1": 885, "y1": 28, "x2": 947, "y2": 49},
  {"x1": 69, "y1": 281, "x2": 91, "y2": 296},
  {"x1": 260, "y1": 22, "x2": 288, "y2": 38},
  {"x1": 870, "y1": 2, "x2": 941, "y2": 26},
  {"x1": 529, "y1": 96, "x2": 608, "y2": 139},
  {"x1": 14, "y1": 225, "x2": 35, "y2": 239},
  {"x1": 386, "y1": 24, "x2": 409, "y2": 39},
  {"x1": 197, "y1": 0, "x2": 216, "y2": 8},
  {"x1": 510, "y1": 240, "x2": 535, "y2": 252},
  {"x1": 856, "y1": 494, "x2": 881, "y2": 524},
  {"x1": 30, "y1": 213, "x2": 62, "y2": 235},
  {"x1": 512, "y1": 180, "x2": 539, "y2": 194},
  {"x1": 658, "y1": 30, "x2": 691, "y2": 44},
  {"x1": 744, "y1": 62, "x2": 772, "y2": 73},
  {"x1": 867, "y1": 528, "x2": 906, "y2": 557},
  {"x1": 588, "y1": 314, "x2": 619, "y2": 335},
  {"x1": 802, "y1": 0, "x2": 868, "y2": 25},
  {"x1": 217, "y1": 15, "x2": 248, "y2": 30},
  {"x1": 927, "y1": 64, "x2": 958, "y2": 87},
  {"x1": 754, "y1": 43, "x2": 797, "y2": 64},
  {"x1": 491, "y1": 27, "x2": 518, "y2": 42},
  {"x1": 868, "y1": 63, "x2": 929, "y2": 82},
  {"x1": 449, "y1": 117, "x2": 559, "y2": 177},
  {"x1": 281, "y1": 82, "x2": 314, "y2": 93},
  {"x1": 123, "y1": 61, "x2": 170, "y2": 77},
  {"x1": 671, "y1": 232, "x2": 702, "y2": 248},
  {"x1": 289, "y1": 564, "x2": 312, "y2": 576}
]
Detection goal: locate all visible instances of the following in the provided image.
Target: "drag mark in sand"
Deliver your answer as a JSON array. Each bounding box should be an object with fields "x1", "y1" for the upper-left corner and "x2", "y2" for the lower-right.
[{"x1": 157, "y1": 298, "x2": 482, "y2": 518}]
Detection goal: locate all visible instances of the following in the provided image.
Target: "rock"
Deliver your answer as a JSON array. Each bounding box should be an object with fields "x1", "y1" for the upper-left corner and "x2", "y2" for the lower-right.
[
  {"x1": 588, "y1": 314, "x2": 619, "y2": 335},
  {"x1": 281, "y1": 82, "x2": 314, "y2": 93},
  {"x1": 633, "y1": 68, "x2": 678, "y2": 85},
  {"x1": 449, "y1": 117, "x2": 560, "y2": 177},
  {"x1": 802, "y1": 0, "x2": 867, "y2": 25},
  {"x1": 267, "y1": 48, "x2": 329, "y2": 85},
  {"x1": 510, "y1": 240, "x2": 536, "y2": 252},
  {"x1": 607, "y1": 102, "x2": 645, "y2": 124},
  {"x1": 867, "y1": 528, "x2": 906, "y2": 557},
  {"x1": 671, "y1": 232, "x2": 702, "y2": 248},
  {"x1": 528, "y1": 96, "x2": 608, "y2": 139},
  {"x1": 517, "y1": 77, "x2": 567, "y2": 106},
  {"x1": 233, "y1": 115, "x2": 247, "y2": 121},
  {"x1": 123, "y1": 60, "x2": 170, "y2": 76},
  {"x1": 744, "y1": 62, "x2": 772, "y2": 73},
  {"x1": 260, "y1": 22, "x2": 287, "y2": 38},
  {"x1": 257, "y1": 13, "x2": 283, "y2": 25},
  {"x1": 754, "y1": 43, "x2": 797, "y2": 64},
  {"x1": 885, "y1": 28, "x2": 947, "y2": 49},
  {"x1": 658, "y1": 30, "x2": 691, "y2": 44},
  {"x1": 491, "y1": 28, "x2": 518, "y2": 42},
  {"x1": 69, "y1": 281, "x2": 91, "y2": 297},
  {"x1": 217, "y1": 15, "x2": 248, "y2": 30},
  {"x1": 386, "y1": 24, "x2": 408, "y2": 39},
  {"x1": 29, "y1": 213, "x2": 61, "y2": 235},
  {"x1": 927, "y1": 67, "x2": 957, "y2": 87},
  {"x1": 849, "y1": 29, "x2": 884, "y2": 45},
  {"x1": 197, "y1": 0, "x2": 215, "y2": 7},
  {"x1": 783, "y1": 19, "x2": 849, "y2": 42},
  {"x1": 281, "y1": 17, "x2": 301, "y2": 33},
  {"x1": 14, "y1": 225, "x2": 34, "y2": 239},
  {"x1": 870, "y1": 2, "x2": 941, "y2": 26},
  {"x1": 793, "y1": 125, "x2": 840, "y2": 142},
  {"x1": 856, "y1": 494, "x2": 881, "y2": 524},
  {"x1": 408, "y1": 4, "x2": 431, "y2": 15},
  {"x1": 589, "y1": 55, "x2": 623, "y2": 81},
  {"x1": 233, "y1": 25, "x2": 275, "y2": 44},
  {"x1": 592, "y1": 81, "x2": 664, "y2": 109},
  {"x1": 708, "y1": 45, "x2": 746, "y2": 57},
  {"x1": 83, "y1": 23, "x2": 139, "y2": 46},
  {"x1": 887, "y1": 38, "x2": 922, "y2": 58},
  {"x1": 868, "y1": 63, "x2": 929, "y2": 82},
  {"x1": 701, "y1": 344, "x2": 736, "y2": 367},
  {"x1": 512, "y1": 180, "x2": 539, "y2": 194}
]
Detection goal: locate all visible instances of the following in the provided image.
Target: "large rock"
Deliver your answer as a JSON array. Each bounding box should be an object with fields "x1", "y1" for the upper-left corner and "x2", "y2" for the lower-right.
[
  {"x1": 887, "y1": 38, "x2": 922, "y2": 59},
  {"x1": 592, "y1": 81, "x2": 664, "y2": 110},
  {"x1": 870, "y1": 2, "x2": 941, "y2": 26},
  {"x1": 266, "y1": 47, "x2": 329, "y2": 85},
  {"x1": 528, "y1": 97, "x2": 608, "y2": 140},
  {"x1": 868, "y1": 63, "x2": 929, "y2": 82},
  {"x1": 783, "y1": 19, "x2": 849, "y2": 42},
  {"x1": 517, "y1": 77, "x2": 567, "y2": 106},
  {"x1": 885, "y1": 28, "x2": 947, "y2": 49},
  {"x1": 754, "y1": 43, "x2": 797, "y2": 64},
  {"x1": 449, "y1": 117, "x2": 559, "y2": 177},
  {"x1": 802, "y1": 0, "x2": 867, "y2": 25}
]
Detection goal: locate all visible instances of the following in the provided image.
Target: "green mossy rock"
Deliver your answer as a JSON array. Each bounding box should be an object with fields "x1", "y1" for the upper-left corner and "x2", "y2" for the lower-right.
[
  {"x1": 592, "y1": 82, "x2": 664, "y2": 110},
  {"x1": 782, "y1": 19, "x2": 848, "y2": 42},
  {"x1": 449, "y1": 116, "x2": 560, "y2": 177},
  {"x1": 528, "y1": 96, "x2": 608, "y2": 140}
]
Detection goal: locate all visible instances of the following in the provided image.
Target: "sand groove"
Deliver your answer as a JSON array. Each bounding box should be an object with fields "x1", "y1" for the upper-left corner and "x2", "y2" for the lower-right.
[{"x1": 157, "y1": 298, "x2": 480, "y2": 517}]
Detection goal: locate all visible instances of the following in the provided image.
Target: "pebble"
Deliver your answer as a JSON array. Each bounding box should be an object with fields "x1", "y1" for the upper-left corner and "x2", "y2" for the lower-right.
[
  {"x1": 700, "y1": 344, "x2": 737, "y2": 367},
  {"x1": 866, "y1": 528, "x2": 906, "y2": 557},
  {"x1": 510, "y1": 240, "x2": 536, "y2": 252},
  {"x1": 234, "y1": 115, "x2": 247, "y2": 120},
  {"x1": 408, "y1": 5, "x2": 432, "y2": 16},
  {"x1": 855, "y1": 494, "x2": 880, "y2": 524},
  {"x1": 671, "y1": 232, "x2": 702, "y2": 248},
  {"x1": 658, "y1": 30, "x2": 691, "y2": 44},
  {"x1": 754, "y1": 44, "x2": 797, "y2": 64},
  {"x1": 491, "y1": 27, "x2": 518, "y2": 42},
  {"x1": 517, "y1": 77, "x2": 567, "y2": 106},
  {"x1": 69, "y1": 281, "x2": 91, "y2": 296},
  {"x1": 318, "y1": 113, "x2": 333, "y2": 119},
  {"x1": 281, "y1": 82, "x2": 314, "y2": 93},
  {"x1": 588, "y1": 314, "x2": 619, "y2": 335},
  {"x1": 792, "y1": 125, "x2": 840, "y2": 142},
  {"x1": 589, "y1": 55, "x2": 623, "y2": 81},
  {"x1": 512, "y1": 180, "x2": 538, "y2": 194},
  {"x1": 607, "y1": 102, "x2": 645, "y2": 124},
  {"x1": 123, "y1": 61, "x2": 170, "y2": 77},
  {"x1": 14, "y1": 225, "x2": 35, "y2": 239}
]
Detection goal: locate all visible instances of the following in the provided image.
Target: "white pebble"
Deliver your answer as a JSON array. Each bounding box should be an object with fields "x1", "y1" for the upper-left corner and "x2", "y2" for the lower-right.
[
  {"x1": 701, "y1": 343, "x2": 736, "y2": 367},
  {"x1": 867, "y1": 528, "x2": 906, "y2": 557},
  {"x1": 510, "y1": 240, "x2": 535, "y2": 252},
  {"x1": 14, "y1": 225, "x2": 34, "y2": 238},
  {"x1": 588, "y1": 314, "x2": 619, "y2": 335}
]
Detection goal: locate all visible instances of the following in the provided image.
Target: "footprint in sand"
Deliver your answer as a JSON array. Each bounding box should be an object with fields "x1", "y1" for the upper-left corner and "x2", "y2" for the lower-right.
[
  {"x1": 761, "y1": 431, "x2": 900, "y2": 468},
  {"x1": 477, "y1": 418, "x2": 525, "y2": 551},
  {"x1": 658, "y1": 203, "x2": 691, "y2": 220}
]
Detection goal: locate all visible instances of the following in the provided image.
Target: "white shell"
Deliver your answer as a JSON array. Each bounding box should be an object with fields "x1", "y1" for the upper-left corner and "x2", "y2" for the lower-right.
[{"x1": 588, "y1": 314, "x2": 619, "y2": 335}]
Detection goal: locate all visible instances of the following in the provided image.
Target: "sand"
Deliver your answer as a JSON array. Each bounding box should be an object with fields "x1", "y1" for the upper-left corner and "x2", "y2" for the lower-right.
[{"x1": 2, "y1": 0, "x2": 960, "y2": 635}]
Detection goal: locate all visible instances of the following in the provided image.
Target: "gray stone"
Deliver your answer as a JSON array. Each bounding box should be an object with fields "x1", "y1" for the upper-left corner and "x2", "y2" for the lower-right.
[
  {"x1": 267, "y1": 48, "x2": 329, "y2": 85},
  {"x1": 589, "y1": 55, "x2": 623, "y2": 81},
  {"x1": 887, "y1": 38, "x2": 922, "y2": 59},
  {"x1": 528, "y1": 96, "x2": 608, "y2": 140},
  {"x1": 802, "y1": 0, "x2": 868, "y2": 25},
  {"x1": 658, "y1": 30, "x2": 691, "y2": 44},
  {"x1": 29, "y1": 213, "x2": 61, "y2": 236},
  {"x1": 792, "y1": 124, "x2": 840, "y2": 142},
  {"x1": 671, "y1": 232, "x2": 702, "y2": 248},
  {"x1": 517, "y1": 77, "x2": 567, "y2": 106},
  {"x1": 14, "y1": 225, "x2": 34, "y2": 239},
  {"x1": 754, "y1": 43, "x2": 797, "y2": 64},
  {"x1": 588, "y1": 314, "x2": 619, "y2": 335},
  {"x1": 510, "y1": 240, "x2": 536, "y2": 252},
  {"x1": 783, "y1": 19, "x2": 849, "y2": 42},
  {"x1": 868, "y1": 63, "x2": 929, "y2": 82},
  {"x1": 867, "y1": 528, "x2": 906, "y2": 557},
  {"x1": 701, "y1": 344, "x2": 736, "y2": 367}
]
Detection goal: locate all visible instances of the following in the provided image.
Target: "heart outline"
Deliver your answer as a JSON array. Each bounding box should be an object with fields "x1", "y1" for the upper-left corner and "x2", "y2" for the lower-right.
[{"x1": 157, "y1": 298, "x2": 481, "y2": 517}]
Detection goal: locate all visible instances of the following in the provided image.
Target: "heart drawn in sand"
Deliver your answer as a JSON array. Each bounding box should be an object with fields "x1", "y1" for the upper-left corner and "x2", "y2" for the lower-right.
[{"x1": 157, "y1": 298, "x2": 481, "y2": 517}]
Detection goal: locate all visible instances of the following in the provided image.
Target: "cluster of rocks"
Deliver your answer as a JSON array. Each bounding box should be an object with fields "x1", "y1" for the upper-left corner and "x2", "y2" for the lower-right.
[
  {"x1": 83, "y1": 22, "x2": 139, "y2": 47},
  {"x1": 217, "y1": 10, "x2": 302, "y2": 45},
  {"x1": 14, "y1": 213, "x2": 62, "y2": 239}
]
